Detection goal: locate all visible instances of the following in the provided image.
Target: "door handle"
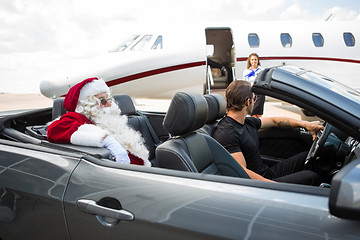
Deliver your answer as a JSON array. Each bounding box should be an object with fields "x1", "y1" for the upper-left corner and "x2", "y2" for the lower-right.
[{"x1": 77, "y1": 199, "x2": 134, "y2": 221}]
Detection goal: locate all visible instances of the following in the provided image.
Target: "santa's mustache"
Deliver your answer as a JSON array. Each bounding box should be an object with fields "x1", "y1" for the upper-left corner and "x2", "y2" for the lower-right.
[
  {"x1": 89, "y1": 102, "x2": 123, "y2": 124},
  {"x1": 99, "y1": 103, "x2": 121, "y2": 116}
]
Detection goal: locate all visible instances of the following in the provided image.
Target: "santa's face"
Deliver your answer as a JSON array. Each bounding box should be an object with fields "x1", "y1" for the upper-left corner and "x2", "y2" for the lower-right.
[
  {"x1": 95, "y1": 92, "x2": 112, "y2": 108},
  {"x1": 90, "y1": 95, "x2": 121, "y2": 124}
]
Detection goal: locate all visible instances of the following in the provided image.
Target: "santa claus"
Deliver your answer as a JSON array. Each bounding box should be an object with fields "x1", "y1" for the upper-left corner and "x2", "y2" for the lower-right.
[{"x1": 47, "y1": 77, "x2": 151, "y2": 166}]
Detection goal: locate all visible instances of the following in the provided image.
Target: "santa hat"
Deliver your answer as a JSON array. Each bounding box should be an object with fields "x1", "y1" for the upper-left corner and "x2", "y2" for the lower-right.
[{"x1": 63, "y1": 77, "x2": 110, "y2": 112}]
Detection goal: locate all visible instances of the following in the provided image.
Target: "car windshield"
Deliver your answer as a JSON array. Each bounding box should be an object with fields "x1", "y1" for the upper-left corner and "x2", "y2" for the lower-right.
[
  {"x1": 281, "y1": 66, "x2": 360, "y2": 104},
  {"x1": 301, "y1": 71, "x2": 360, "y2": 104}
]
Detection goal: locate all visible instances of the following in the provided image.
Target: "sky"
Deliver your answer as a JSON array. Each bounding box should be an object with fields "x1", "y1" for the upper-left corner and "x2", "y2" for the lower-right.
[{"x1": 1, "y1": 0, "x2": 360, "y2": 93}]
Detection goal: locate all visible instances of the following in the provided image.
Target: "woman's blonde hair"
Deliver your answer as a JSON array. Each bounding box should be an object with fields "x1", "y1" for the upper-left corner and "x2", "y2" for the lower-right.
[{"x1": 246, "y1": 53, "x2": 261, "y2": 69}]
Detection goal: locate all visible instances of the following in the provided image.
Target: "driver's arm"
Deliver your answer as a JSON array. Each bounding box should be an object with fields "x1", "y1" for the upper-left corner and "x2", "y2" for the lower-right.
[
  {"x1": 260, "y1": 117, "x2": 324, "y2": 139},
  {"x1": 231, "y1": 152, "x2": 274, "y2": 182}
]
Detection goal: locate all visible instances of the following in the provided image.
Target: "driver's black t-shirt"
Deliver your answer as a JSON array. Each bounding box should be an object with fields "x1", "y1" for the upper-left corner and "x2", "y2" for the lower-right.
[{"x1": 213, "y1": 116, "x2": 269, "y2": 175}]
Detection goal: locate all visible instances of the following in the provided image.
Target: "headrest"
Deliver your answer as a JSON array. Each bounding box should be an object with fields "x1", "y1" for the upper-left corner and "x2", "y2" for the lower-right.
[
  {"x1": 112, "y1": 94, "x2": 136, "y2": 115},
  {"x1": 204, "y1": 94, "x2": 226, "y2": 123},
  {"x1": 52, "y1": 98, "x2": 66, "y2": 120},
  {"x1": 163, "y1": 92, "x2": 208, "y2": 136}
]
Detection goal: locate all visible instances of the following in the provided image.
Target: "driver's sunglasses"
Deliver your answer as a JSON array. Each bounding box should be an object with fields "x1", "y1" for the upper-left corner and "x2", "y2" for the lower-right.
[
  {"x1": 248, "y1": 94, "x2": 257, "y2": 103},
  {"x1": 99, "y1": 98, "x2": 111, "y2": 105}
]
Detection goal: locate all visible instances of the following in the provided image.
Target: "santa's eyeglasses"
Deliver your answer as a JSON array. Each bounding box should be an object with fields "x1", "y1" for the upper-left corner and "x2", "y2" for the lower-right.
[{"x1": 98, "y1": 98, "x2": 111, "y2": 105}]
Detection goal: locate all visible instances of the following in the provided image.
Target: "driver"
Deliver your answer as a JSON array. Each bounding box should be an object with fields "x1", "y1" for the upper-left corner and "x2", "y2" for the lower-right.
[{"x1": 213, "y1": 80, "x2": 324, "y2": 185}]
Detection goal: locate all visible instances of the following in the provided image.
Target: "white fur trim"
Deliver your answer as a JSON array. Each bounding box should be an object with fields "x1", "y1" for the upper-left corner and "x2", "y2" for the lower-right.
[
  {"x1": 79, "y1": 79, "x2": 110, "y2": 101},
  {"x1": 143, "y1": 159, "x2": 152, "y2": 167},
  {"x1": 70, "y1": 124, "x2": 109, "y2": 147}
]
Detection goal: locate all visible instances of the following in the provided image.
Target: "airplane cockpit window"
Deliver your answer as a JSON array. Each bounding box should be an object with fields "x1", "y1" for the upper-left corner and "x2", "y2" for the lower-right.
[
  {"x1": 248, "y1": 33, "x2": 260, "y2": 48},
  {"x1": 151, "y1": 35, "x2": 163, "y2": 49},
  {"x1": 109, "y1": 35, "x2": 140, "y2": 52},
  {"x1": 343, "y1": 32, "x2": 355, "y2": 47},
  {"x1": 312, "y1": 33, "x2": 324, "y2": 47},
  {"x1": 131, "y1": 35, "x2": 153, "y2": 51},
  {"x1": 280, "y1": 33, "x2": 292, "y2": 48}
]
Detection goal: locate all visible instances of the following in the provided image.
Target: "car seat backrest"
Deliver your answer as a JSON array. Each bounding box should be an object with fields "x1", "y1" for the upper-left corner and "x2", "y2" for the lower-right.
[
  {"x1": 113, "y1": 94, "x2": 136, "y2": 115},
  {"x1": 52, "y1": 98, "x2": 66, "y2": 120},
  {"x1": 162, "y1": 92, "x2": 208, "y2": 136},
  {"x1": 156, "y1": 92, "x2": 249, "y2": 178},
  {"x1": 199, "y1": 93, "x2": 226, "y2": 136}
]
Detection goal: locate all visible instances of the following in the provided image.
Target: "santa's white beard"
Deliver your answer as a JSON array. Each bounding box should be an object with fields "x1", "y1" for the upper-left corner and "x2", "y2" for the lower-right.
[{"x1": 82, "y1": 100, "x2": 149, "y2": 161}]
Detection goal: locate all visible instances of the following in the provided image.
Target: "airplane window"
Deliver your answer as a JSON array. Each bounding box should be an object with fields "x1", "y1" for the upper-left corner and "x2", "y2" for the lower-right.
[
  {"x1": 151, "y1": 35, "x2": 163, "y2": 49},
  {"x1": 343, "y1": 32, "x2": 355, "y2": 47},
  {"x1": 248, "y1": 33, "x2": 260, "y2": 48},
  {"x1": 280, "y1": 33, "x2": 292, "y2": 48},
  {"x1": 312, "y1": 33, "x2": 324, "y2": 47},
  {"x1": 109, "y1": 35, "x2": 140, "y2": 52},
  {"x1": 131, "y1": 35, "x2": 153, "y2": 51}
]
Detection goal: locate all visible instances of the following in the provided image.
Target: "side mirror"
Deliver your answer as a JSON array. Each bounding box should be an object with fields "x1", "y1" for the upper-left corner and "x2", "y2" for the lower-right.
[{"x1": 329, "y1": 159, "x2": 360, "y2": 220}]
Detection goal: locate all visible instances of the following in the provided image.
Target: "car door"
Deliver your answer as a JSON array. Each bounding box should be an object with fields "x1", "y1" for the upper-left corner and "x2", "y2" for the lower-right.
[
  {"x1": 0, "y1": 140, "x2": 79, "y2": 240},
  {"x1": 258, "y1": 127, "x2": 313, "y2": 164},
  {"x1": 64, "y1": 158, "x2": 360, "y2": 240}
]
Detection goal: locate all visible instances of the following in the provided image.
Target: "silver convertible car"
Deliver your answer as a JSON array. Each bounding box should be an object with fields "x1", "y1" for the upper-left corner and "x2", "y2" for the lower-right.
[{"x1": 1, "y1": 66, "x2": 360, "y2": 239}]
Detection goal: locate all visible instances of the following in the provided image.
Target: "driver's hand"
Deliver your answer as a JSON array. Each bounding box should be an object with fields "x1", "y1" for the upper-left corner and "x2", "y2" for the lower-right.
[{"x1": 305, "y1": 121, "x2": 324, "y2": 140}]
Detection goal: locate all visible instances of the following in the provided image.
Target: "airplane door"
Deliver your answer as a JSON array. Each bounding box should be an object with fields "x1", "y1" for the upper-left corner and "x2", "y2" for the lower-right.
[{"x1": 205, "y1": 28, "x2": 236, "y2": 94}]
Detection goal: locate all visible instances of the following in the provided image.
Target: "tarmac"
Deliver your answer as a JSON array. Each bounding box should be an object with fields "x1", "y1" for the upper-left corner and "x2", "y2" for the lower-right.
[{"x1": 0, "y1": 93, "x2": 53, "y2": 111}]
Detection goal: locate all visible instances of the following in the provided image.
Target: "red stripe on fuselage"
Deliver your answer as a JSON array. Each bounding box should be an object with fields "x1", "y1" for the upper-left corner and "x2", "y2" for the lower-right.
[
  {"x1": 106, "y1": 61, "x2": 206, "y2": 87},
  {"x1": 237, "y1": 56, "x2": 360, "y2": 64}
]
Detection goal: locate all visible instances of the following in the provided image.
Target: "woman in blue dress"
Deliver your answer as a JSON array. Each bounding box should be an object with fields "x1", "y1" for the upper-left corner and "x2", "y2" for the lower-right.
[{"x1": 243, "y1": 53, "x2": 265, "y2": 117}]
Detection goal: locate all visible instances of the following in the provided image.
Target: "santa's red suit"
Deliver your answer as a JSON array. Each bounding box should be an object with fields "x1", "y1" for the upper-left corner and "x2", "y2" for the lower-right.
[{"x1": 47, "y1": 77, "x2": 150, "y2": 166}]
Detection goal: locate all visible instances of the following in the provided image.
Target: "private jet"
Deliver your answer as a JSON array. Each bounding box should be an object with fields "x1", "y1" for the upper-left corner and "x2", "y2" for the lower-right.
[{"x1": 40, "y1": 21, "x2": 360, "y2": 99}]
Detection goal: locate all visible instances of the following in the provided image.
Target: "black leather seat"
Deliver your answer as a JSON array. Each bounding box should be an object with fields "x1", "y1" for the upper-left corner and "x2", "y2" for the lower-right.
[
  {"x1": 52, "y1": 97, "x2": 66, "y2": 120},
  {"x1": 156, "y1": 92, "x2": 249, "y2": 178},
  {"x1": 198, "y1": 93, "x2": 226, "y2": 136}
]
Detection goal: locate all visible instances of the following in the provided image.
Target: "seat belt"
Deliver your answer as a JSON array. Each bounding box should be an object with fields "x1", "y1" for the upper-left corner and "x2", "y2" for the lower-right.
[{"x1": 136, "y1": 111, "x2": 161, "y2": 147}]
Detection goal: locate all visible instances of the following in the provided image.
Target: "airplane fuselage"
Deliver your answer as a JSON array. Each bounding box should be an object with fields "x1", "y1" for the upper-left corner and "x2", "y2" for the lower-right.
[{"x1": 40, "y1": 21, "x2": 360, "y2": 99}]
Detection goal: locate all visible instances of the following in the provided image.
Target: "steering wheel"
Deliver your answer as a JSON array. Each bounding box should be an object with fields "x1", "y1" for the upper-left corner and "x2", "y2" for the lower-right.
[{"x1": 305, "y1": 122, "x2": 332, "y2": 167}]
